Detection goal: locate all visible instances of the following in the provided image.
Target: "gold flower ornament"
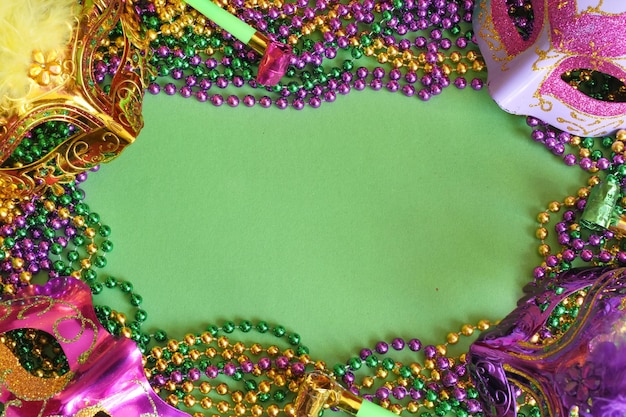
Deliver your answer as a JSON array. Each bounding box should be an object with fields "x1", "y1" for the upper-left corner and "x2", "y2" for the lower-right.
[{"x1": 0, "y1": 0, "x2": 150, "y2": 199}]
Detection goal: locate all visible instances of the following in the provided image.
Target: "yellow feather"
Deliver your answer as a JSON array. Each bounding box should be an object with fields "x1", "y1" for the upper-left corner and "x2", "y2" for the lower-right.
[{"x1": 0, "y1": 0, "x2": 78, "y2": 113}]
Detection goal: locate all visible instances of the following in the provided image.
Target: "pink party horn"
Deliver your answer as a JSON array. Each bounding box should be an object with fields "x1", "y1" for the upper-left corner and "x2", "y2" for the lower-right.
[{"x1": 185, "y1": 0, "x2": 292, "y2": 86}]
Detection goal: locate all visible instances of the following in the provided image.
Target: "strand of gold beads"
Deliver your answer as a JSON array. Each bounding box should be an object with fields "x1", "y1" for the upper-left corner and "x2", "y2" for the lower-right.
[
  {"x1": 351, "y1": 320, "x2": 493, "y2": 415},
  {"x1": 143, "y1": 331, "x2": 313, "y2": 417},
  {"x1": 0, "y1": 183, "x2": 112, "y2": 296},
  {"x1": 145, "y1": 0, "x2": 485, "y2": 81},
  {"x1": 137, "y1": 319, "x2": 493, "y2": 417},
  {"x1": 534, "y1": 174, "x2": 626, "y2": 279}
]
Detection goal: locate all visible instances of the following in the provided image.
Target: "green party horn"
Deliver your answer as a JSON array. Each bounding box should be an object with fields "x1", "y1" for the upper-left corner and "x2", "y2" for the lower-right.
[{"x1": 580, "y1": 174, "x2": 621, "y2": 231}]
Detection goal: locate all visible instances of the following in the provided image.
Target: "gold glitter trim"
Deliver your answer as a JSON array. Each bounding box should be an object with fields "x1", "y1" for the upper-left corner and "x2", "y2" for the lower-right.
[
  {"x1": 0, "y1": 399, "x2": 24, "y2": 416},
  {"x1": 3, "y1": 295, "x2": 100, "y2": 365},
  {"x1": 0, "y1": 343, "x2": 73, "y2": 401},
  {"x1": 133, "y1": 378, "x2": 160, "y2": 416},
  {"x1": 49, "y1": 405, "x2": 113, "y2": 417}
]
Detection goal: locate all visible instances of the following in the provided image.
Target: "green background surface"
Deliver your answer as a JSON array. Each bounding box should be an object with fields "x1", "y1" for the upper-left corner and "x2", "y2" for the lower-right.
[{"x1": 83, "y1": 86, "x2": 586, "y2": 365}]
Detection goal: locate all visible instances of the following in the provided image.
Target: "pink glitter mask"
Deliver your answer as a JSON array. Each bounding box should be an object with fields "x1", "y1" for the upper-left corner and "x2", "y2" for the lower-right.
[
  {"x1": 0, "y1": 277, "x2": 188, "y2": 417},
  {"x1": 474, "y1": 0, "x2": 626, "y2": 137}
]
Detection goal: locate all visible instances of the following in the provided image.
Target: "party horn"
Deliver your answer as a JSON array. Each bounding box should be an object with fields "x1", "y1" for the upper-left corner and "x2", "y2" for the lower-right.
[
  {"x1": 580, "y1": 174, "x2": 621, "y2": 231},
  {"x1": 185, "y1": 0, "x2": 292, "y2": 85},
  {"x1": 294, "y1": 372, "x2": 398, "y2": 417}
]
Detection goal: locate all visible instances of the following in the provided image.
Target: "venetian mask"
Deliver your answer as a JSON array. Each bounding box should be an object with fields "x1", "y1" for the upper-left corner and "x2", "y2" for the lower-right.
[
  {"x1": 468, "y1": 267, "x2": 626, "y2": 417},
  {"x1": 473, "y1": 0, "x2": 626, "y2": 137},
  {"x1": 0, "y1": 0, "x2": 149, "y2": 199},
  {"x1": 0, "y1": 276, "x2": 188, "y2": 417}
]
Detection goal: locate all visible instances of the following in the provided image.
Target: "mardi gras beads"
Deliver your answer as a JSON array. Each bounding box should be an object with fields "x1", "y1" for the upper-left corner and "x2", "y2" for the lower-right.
[{"x1": 91, "y1": 0, "x2": 486, "y2": 110}]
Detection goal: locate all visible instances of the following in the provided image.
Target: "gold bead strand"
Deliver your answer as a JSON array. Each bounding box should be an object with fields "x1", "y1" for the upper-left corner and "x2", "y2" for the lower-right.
[
  {"x1": 333, "y1": 320, "x2": 492, "y2": 416},
  {"x1": 144, "y1": 324, "x2": 315, "y2": 417},
  {"x1": 534, "y1": 191, "x2": 584, "y2": 277}
]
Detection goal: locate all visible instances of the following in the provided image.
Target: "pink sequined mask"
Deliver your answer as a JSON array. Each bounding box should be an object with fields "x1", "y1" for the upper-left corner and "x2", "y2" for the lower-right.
[
  {"x1": 0, "y1": 277, "x2": 188, "y2": 417},
  {"x1": 474, "y1": 0, "x2": 626, "y2": 137}
]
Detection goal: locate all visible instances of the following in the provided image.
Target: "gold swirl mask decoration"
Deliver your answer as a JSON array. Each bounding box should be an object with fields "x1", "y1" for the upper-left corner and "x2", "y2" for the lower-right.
[{"x1": 0, "y1": 0, "x2": 150, "y2": 200}]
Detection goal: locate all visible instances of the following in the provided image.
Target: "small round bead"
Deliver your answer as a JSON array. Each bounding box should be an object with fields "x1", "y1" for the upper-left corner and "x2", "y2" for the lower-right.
[
  {"x1": 227, "y1": 95, "x2": 240, "y2": 107},
  {"x1": 417, "y1": 89, "x2": 431, "y2": 101},
  {"x1": 148, "y1": 83, "x2": 161, "y2": 94},
  {"x1": 375, "y1": 341, "x2": 389, "y2": 354},
  {"x1": 470, "y1": 78, "x2": 483, "y2": 90},
  {"x1": 408, "y1": 339, "x2": 422, "y2": 351},
  {"x1": 210, "y1": 94, "x2": 224, "y2": 106},
  {"x1": 391, "y1": 338, "x2": 405, "y2": 350}
]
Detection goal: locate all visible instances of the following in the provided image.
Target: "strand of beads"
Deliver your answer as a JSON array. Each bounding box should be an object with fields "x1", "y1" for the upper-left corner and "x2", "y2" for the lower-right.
[
  {"x1": 141, "y1": 319, "x2": 501, "y2": 417},
  {"x1": 0, "y1": 328, "x2": 71, "y2": 379},
  {"x1": 533, "y1": 174, "x2": 626, "y2": 281},
  {"x1": 526, "y1": 120, "x2": 626, "y2": 174},
  {"x1": 3, "y1": 121, "x2": 79, "y2": 168},
  {"x1": 148, "y1": 0, "x2": 484, "y2": 107},
  {"x1": 92, "y1": 276, "x2": 153, "y2": 351},
  {"x1": 525, "y1": 123, "x2": 626, "y2": 280},
  {"x1": 90, "y1": 0, "x2": 486, "y2": 109},
  {"x1": 333, "y1": 320, "x2": 492, "y2": 417},
  {"x1": 143, "y1": 320, "x2": 312, "y2": 417},
  {"x1": 0, "y1": 172, "x2": 114, "y2": 295}
]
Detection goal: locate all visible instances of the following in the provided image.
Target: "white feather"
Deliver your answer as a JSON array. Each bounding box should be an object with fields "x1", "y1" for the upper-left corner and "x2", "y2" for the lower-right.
[{"x1": 0, "y1": 0, "x2": 78, "y2": 112}]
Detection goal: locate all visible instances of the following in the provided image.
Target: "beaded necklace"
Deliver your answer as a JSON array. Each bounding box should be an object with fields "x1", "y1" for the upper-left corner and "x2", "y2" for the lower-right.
[
  {"x1": 115, "y1": 0, "x2": 485, "y2": 108},
  {"x1": 1, "y1": 1, "x2": 626, "y2": 417}
]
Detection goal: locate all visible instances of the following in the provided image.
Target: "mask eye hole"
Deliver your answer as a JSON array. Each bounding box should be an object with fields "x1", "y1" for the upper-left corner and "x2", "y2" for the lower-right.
[
  {"x1": 3, "y1": 328, "x2": 70, "y2": 378},
  {"x1": 94, "y1": 412, "x2": 112, "y2": 417},
  {"x1": 2, "y1": 121, "x2": 80, "y2": 169},
  {"x1": 506, "y1": 0, "x2": 535, "y2": 41},
  {"x1": 561, "y1": 69, "x2": 626, "y2": 102}
]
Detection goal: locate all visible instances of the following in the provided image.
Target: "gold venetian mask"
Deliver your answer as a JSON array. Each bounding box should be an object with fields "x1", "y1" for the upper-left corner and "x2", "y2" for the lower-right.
[{"x1": 0, "y1": 0, "x2": 149, "y2": 199}]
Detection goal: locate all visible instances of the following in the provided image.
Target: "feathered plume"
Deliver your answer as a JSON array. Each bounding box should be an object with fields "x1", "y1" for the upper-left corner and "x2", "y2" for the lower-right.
[{"x1": 0, "y1": 0, "x2": 78, "y2": 114}]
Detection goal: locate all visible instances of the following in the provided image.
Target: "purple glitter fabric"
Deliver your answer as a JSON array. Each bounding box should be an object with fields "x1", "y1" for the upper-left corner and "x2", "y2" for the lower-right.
[{"x1": 468, "y1": 267, "x2": 626, "y2": 417}]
